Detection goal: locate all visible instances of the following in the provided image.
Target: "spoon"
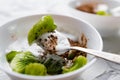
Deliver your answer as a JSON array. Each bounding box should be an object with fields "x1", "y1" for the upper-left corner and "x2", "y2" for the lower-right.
[
  {"x1": 39, "y1": 30, "x2": 120, "y2": 64},
  {"x1": 59, "y1": 46, "x2": 120, "y2": 64}
]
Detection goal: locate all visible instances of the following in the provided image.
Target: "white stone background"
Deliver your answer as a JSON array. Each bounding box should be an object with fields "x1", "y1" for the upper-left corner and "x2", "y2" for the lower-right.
[{"x1": 0, "y1": 0, "x2": 120, "y2": 80}]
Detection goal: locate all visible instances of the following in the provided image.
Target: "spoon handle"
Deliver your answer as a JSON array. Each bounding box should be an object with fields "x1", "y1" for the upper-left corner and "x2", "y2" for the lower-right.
[{"x1": 70, "y1": 46, "x2": 120, "y2": 64}]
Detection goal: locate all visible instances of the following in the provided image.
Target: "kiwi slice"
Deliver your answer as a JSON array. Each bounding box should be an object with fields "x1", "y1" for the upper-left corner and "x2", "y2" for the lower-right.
[
  {"x1": 62, "y1": 56, "x2": 87, "y2": 73},
  {"x1": 28, "y1": 15, "x2": 57, "y2": 45},
  {"x1": 10, "y1": 51, "x2": 36, "y2": 73},
  {"x1": 25, "y1": 63, "x2": 47, "y2": 76},
  {"x1": 6, "y1": 51, "x2": 21, "y2": 62}
]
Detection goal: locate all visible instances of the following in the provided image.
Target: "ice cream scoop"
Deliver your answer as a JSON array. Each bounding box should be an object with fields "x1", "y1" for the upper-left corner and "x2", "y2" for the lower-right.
[{"x1": 36, "y1": 30, "x2": 70, "y2": 55}]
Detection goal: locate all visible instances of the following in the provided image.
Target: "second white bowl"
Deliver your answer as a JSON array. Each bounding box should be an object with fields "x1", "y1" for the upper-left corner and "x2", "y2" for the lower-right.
[{"x1": 67, "y1": 0, "x2": 120, "y2": 37}]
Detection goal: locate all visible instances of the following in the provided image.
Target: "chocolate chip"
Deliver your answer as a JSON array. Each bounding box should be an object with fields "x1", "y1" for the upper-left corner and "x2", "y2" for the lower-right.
[
  {"x1": 44, "y1": 39, "x2": 47, "y2": 42},
  {"x1": 55, "y1": 36, "x2": 58, "y2": 39},
  {"x1": 39, "y1": 38, "x2": 42, "y2": 42},
  {"x1": 48, "y1": 36, "x2": 50, "y2": 38},
  {"x1": 53, "y1": 47, "x2": 55, "y2": 50},
  {"x1": 50, "y1": 34, "x2": 54, "y2": 37}
]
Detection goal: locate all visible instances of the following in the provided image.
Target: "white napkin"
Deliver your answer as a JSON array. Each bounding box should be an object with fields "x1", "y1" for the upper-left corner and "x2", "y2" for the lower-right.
[{"x1": 93, "y1": 61, "x2": 120, "y2": 80}]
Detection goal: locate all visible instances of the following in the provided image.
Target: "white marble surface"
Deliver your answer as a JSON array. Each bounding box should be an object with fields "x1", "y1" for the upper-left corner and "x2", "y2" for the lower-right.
[{"x1": 0, "y1": 0, "x2": 120, "y2": 80}]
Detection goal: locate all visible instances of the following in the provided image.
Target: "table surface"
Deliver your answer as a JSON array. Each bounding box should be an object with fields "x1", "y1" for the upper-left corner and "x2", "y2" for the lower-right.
[{"x1": 0, "y1": 0, "x2": 120, "y2": 80}]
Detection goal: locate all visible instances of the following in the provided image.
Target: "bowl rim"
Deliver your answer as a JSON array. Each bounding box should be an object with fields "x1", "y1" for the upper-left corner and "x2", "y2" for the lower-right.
[
  {"x1": 67, "y1": 0, "x2": 120, "y2": 18},
  {"x1": 0, "y1": 13, "x2": 103, "y2": 79}
]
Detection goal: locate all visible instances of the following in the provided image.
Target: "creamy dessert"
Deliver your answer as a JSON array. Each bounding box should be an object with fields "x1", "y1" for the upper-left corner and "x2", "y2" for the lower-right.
[{"x1": 6, "y1": 15, "x2": 87, "y2": 76}]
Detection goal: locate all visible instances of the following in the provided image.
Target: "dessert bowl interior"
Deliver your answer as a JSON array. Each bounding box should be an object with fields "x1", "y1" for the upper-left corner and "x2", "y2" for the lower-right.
[
  {"x1": 0, "y1": 14, "x2": 103, "y2": 80},
  {"x1": 68, "y1": 0, "x2": 120, "y2": 37}
]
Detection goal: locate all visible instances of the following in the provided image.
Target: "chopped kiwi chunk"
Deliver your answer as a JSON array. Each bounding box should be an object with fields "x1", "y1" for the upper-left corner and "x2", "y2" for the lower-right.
[
  {"x1": 28, "y1": 15, "x2": 57, "y2": 45},
  {"x1": 25, "y1": 63, "x2": 47, "y2": 76},
  {"x1": 96, "y1": 11, "x2": 110, "y2": 16},
  {"x1": 10, "y1": 51, "x2": 37, "y2": 73},
  {"x1": 6, "y1": 51, "x2": 21, "y2": 62},
  {"x1": 62, "y1": 56, "x2": 87, "y2": 73}
]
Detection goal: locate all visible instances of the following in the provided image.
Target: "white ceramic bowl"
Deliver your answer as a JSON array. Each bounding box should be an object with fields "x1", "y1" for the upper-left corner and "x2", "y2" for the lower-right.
[
  {"x1": 0, "y1": 14, "x2": 103, "y2": 80},
  {"x1": 67, "y1": 0, "x2": 120, "y2": 37}
]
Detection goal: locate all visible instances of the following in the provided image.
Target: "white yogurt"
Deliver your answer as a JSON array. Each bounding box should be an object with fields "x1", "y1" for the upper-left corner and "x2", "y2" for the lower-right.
[
  {"x1": 6, "y1": 31, "x2": 76, "y2": 56},
  {"x1": 6, "y1": 38, "x2": 44, "y2": 56},
  {"x1": 40, "y1": 30, "x2": 71, "y2": 55}
]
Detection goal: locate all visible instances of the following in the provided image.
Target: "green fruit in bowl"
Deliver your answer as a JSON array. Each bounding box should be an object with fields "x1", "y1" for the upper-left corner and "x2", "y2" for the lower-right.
[
  {"x1": 62, "y1": 56, "x2": 87, "y2": 73},
  {"x1": 28, "y1": 15, "x2": 57, "y2": 45},
  {"x1": 6, "y1": 51, "x2": 21, "y2": 62},
  {"x1": 25, "y1": 63, "x2": 47, "y2": 76},
  {"x1": 96, "y1": 11, "x2": 111, "y2": 16},
  {"x1": 10, "y1": 51, "x2": 37, "y2": 73}
]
